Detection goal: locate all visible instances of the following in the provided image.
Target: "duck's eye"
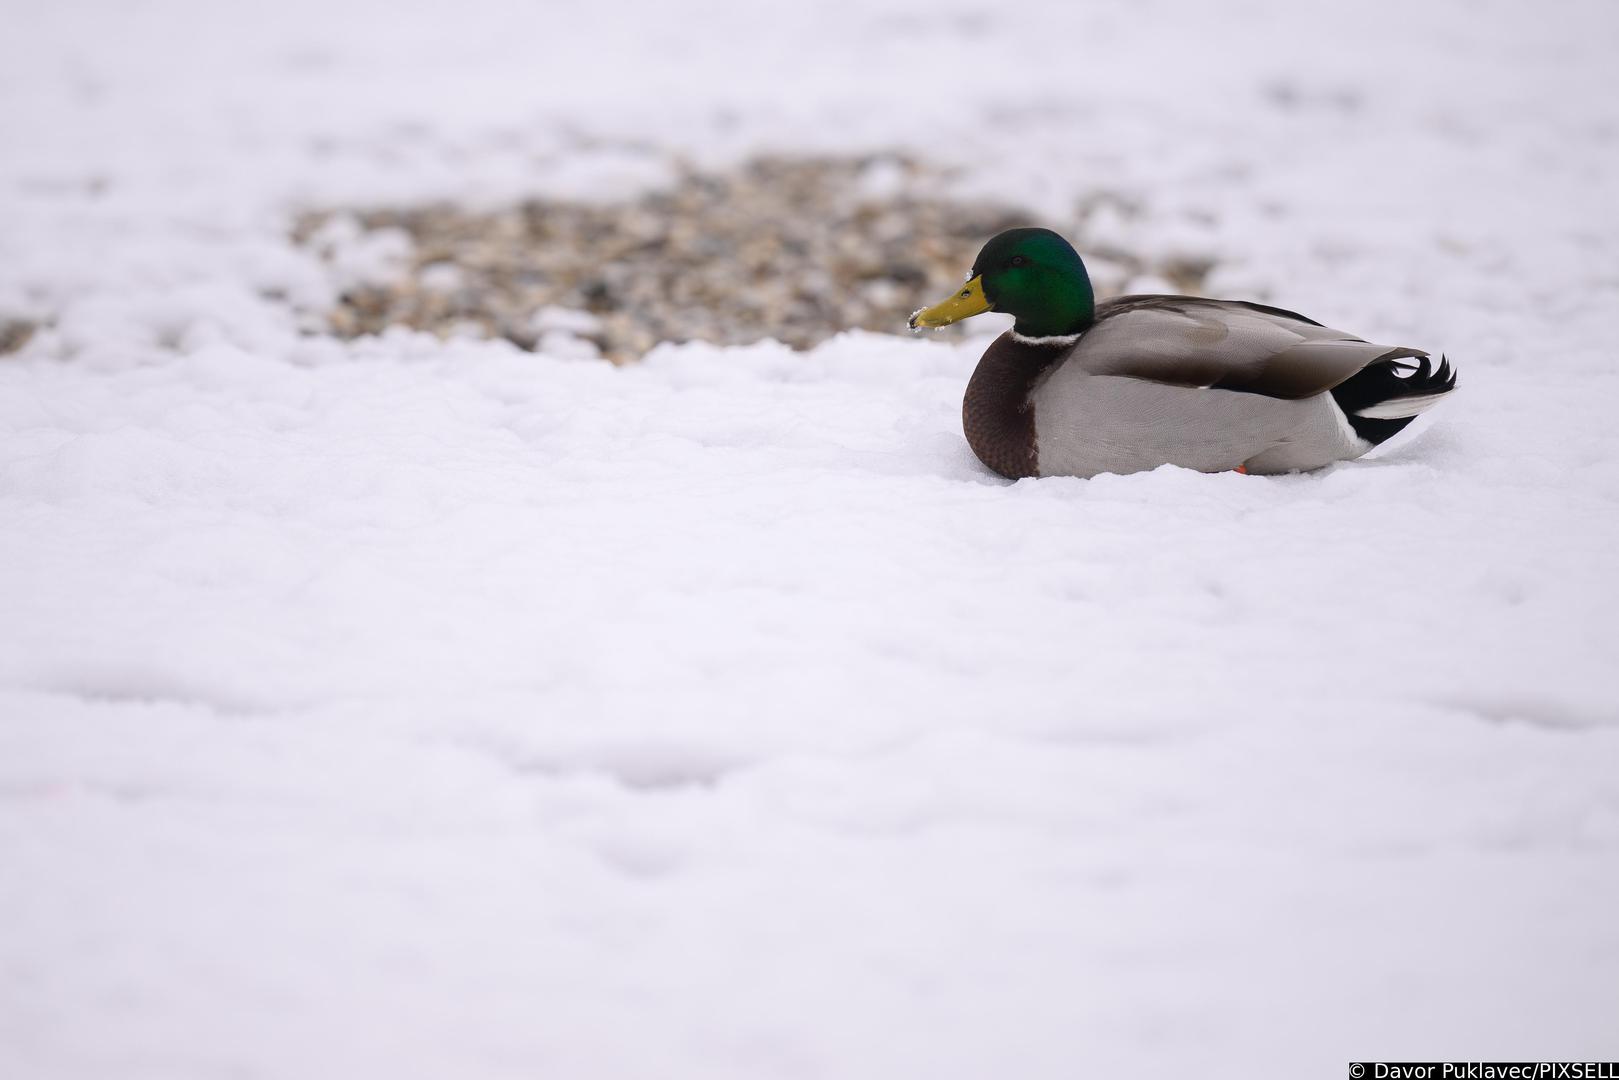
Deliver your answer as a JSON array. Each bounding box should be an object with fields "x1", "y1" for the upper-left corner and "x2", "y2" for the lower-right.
[{"x1": 1010, "y1": 255, "x2": 1027, "y2": 267}]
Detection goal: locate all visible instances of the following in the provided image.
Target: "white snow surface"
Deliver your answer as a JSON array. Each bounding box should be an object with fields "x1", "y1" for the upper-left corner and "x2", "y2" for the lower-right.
[{"x1": 3, "y1": 0, "x2": 1619, "y2": 1076}]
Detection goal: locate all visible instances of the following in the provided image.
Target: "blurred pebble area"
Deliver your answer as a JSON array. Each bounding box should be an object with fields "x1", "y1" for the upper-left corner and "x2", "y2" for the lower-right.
[{"x1": 293, "y1": 155, "x2": 1214, "y2": 361}]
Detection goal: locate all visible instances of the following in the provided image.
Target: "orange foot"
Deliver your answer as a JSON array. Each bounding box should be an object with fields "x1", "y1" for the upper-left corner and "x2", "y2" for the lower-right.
[{"x1": 1233, "y1": 465, "x2": 1249, "y2": 475}]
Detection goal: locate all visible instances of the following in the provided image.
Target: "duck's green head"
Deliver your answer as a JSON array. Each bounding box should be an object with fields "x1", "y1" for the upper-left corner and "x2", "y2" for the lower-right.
[{"x1": 909, "y1": 227, "x2": 1095, "y2": 339}]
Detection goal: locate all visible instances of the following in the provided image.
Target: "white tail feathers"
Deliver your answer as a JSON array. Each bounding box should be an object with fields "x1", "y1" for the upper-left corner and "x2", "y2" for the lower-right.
[{"x1": 1354, "y1": 390, "x2": 1452, "y2": 420}]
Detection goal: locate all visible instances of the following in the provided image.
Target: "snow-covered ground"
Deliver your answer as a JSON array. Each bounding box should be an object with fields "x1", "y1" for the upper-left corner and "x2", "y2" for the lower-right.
[{"x1": 3, "y1": 1, "x2": 1618, "y2": 1076}]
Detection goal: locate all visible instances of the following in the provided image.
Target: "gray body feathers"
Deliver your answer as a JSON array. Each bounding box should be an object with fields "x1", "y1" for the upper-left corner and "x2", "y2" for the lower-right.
[{"x1": 963, "y1": 295, "x2": 1454, "y2": 479}]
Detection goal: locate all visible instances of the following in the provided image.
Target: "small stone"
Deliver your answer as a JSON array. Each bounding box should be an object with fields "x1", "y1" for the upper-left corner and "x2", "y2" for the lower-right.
[{"x1": 0, "y1": 319, "x2": 38, "y2": 355}]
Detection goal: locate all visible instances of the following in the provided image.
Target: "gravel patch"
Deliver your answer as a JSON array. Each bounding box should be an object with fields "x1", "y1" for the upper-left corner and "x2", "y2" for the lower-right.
[{"x1": 295, "y1": 155, "x2": 1214, "y2": 361}]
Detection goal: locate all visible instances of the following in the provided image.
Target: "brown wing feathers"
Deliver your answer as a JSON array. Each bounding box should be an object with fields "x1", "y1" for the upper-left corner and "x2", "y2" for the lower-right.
[{"x1": 1079, "y1": 295, "x2": 1428, "y2": 401}]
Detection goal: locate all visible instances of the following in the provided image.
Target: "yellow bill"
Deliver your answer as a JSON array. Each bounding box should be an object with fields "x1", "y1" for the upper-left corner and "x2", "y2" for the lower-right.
[{"x1": 909, "y1": 275, "x2": 991, "y2": 329}]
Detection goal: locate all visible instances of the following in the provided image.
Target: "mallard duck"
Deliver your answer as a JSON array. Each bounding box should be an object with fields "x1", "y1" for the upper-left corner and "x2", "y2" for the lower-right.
[{"x1": 909, "y1": 228, "x2": 1455, "y2": 479}]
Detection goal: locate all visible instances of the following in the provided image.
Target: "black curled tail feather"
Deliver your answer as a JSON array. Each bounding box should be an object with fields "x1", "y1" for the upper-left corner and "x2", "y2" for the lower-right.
[{"x1": 1331, "y1": 351, "x2": 1457, "y2": 445}]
